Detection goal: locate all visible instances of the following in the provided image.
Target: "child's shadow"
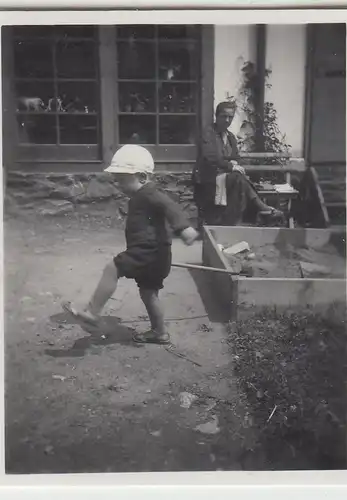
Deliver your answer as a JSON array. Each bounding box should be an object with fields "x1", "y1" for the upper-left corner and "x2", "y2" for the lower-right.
[{"x1": 46, "y1": 312, "x2": 142, "y2": 358}]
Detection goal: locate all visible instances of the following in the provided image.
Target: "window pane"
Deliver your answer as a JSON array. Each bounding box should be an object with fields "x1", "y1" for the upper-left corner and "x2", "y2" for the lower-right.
[
  {"x1": 55, "y1": 26, "x2": 95, "y2": 39},
  {"x1": 159, "y1": 82, "x2": 196, "y2": 113},
  {"x1": 57, "y1": 82, "x2": 98, "y2": 113},
  {"x1": 119, "y1": 82, "x2": 156, "y2": 112},
  {"x1": 159, "y1": 116, "x2": 196, "y2": 144},
  {"x1": 56, "y1": 40, "x2": 96, "y2": 78},
  {"x1": 59, "y1": 115, "x2": 98, "y2": 144},
  {"x1": 15, "y1": 81, "x2": 55, "y2": 112},
  {"x1": 14, "y1": 40, "x2": 53, "y2": 78},
  {"x1": 17, "y1": 114, "x2": 57, "y2": 144},
  {"x1": 159, "y1": 41, "x2": 198, "y2": 80},
  {"x1": 158, "y1": 25, "x2": 199, "y2": 39},
  {"x1": 117, "y1": 42, "x2": 155, "y2": 79},
  {"x1": 117, "y1": 25, "x2": 155, "y2": 39},
  {"x1": 13, "y1": 26, "x2": 54, "y2": 38},
  {"x1": 119, "y1": 115, "x2": 156, "y2": 144}
]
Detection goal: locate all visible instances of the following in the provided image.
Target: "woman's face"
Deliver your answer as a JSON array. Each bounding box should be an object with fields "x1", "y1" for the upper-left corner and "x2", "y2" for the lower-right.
[{"x1": 215, "y1": 108, "x2": 235, "y2": 132}]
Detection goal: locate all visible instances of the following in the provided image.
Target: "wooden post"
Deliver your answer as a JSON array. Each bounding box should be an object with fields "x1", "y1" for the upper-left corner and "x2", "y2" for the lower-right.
[
  {"x1": 99, "y1": 26, "x2": 117, "y2": 166},
  {"x1": 255, "y1": 24, "x2": 266, "y2": 152}
]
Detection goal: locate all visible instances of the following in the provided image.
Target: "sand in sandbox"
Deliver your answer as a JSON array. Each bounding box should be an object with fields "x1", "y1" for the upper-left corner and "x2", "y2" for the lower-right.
[{"x1": 223, "y1": 241, "x2": 346, "y2": 279}]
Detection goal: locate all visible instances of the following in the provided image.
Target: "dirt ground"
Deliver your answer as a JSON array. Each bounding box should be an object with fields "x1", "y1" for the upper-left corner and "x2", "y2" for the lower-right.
[
  {"x1": 5, "y1": 207, "x2": 345, "y2": 474},
  {"x1": 4, "y1": 208, "x2": 263, "y2": 474}
]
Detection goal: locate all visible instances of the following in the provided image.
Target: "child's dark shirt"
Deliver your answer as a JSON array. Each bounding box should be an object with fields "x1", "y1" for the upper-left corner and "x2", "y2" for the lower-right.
[
  {"x1": 113, "y1": 182, "x2": 190, "y2": 290},
  {"x1": 125, "y1": 182, "x2": 190, "y2": 249}
]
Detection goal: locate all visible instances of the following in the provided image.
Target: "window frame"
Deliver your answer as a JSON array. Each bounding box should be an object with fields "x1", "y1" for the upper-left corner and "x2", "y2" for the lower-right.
[
  {"x1": 12, "y1": 26, "x2": 102, "y2": 162},
  {"x1": 4, "y1": 25, "x2": 214, "y2": 170},
  {"x1": 115, "y1": 25, "x2": 202, "y2": 162}
]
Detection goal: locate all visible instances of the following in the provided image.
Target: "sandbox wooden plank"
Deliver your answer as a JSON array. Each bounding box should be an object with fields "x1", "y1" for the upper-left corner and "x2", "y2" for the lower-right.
[
  {"x1": 237, "y1": 277, "x2": 346, "y2": 314},
  {"x1": 208, "y1": 226, "x2": 333, "y2": 250},
  {"x1": 202, "y1": 226, "x2": 238, "y2": 317}
]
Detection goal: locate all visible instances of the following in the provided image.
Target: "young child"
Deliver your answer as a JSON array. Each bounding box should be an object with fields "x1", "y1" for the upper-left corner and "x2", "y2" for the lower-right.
[{"x1": 63, "y1": 145, "x2": 199, "y2": 345}]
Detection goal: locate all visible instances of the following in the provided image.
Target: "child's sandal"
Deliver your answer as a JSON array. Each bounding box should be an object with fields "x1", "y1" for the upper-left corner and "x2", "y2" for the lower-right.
[{"x1": 132, "y1": 330, "x2": 171, "y2": 345}]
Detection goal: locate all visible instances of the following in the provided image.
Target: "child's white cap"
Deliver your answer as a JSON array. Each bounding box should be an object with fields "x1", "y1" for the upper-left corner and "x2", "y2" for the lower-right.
[{"x1": 105, "y1": 145, "x2": 154, "y2": 174}]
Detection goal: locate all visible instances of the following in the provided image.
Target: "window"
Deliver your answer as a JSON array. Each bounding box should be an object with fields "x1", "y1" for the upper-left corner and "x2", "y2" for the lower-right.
[
  {"x1": 13, "y1": 26, "x2": 101, "y2": 161},
  {"x1": 116, "y1": 25, "x2": 200, "y2": 161}
]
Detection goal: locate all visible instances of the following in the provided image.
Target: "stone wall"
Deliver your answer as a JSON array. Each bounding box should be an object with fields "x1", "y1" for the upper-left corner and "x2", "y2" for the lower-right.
[{"x1": 5, "y1": 171, "x2": 197, "y2": 222}]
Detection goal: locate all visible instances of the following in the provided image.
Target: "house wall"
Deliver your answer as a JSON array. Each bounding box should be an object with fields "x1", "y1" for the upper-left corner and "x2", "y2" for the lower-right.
[
  {"x1": 214, "y1": 25, "x2": 256, "y2": 136},
  {"x1": 213, "y1": 25, "x2": 307, "y2": 157},
  {"x1": 265, "y1": 25, "x2": 307, "y2": 157}
]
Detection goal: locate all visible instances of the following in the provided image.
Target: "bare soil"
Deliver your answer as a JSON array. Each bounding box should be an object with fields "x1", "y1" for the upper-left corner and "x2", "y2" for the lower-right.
[
  {"x1": 4, "y1": 209, "x2": 256, "y2": 474},
  {"x1": 5, "y1": 207, "x2": 346, "y2": 473}
]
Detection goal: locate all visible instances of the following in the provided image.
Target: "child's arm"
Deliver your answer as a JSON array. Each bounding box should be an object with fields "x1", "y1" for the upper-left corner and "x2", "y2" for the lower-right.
[{"x1": 150, "y1": 189, "x2": 199, "y2": 245}]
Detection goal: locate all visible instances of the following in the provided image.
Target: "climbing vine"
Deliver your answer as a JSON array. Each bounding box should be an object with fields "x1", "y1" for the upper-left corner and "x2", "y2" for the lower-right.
[{"x1": 228, "y1": 61, "x2": 291, "y2": 165}]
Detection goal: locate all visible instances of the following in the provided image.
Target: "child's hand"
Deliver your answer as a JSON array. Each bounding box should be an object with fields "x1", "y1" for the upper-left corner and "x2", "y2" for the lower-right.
[{"x1": 180, "y1": 227, "x2": 199, "y2": 246}]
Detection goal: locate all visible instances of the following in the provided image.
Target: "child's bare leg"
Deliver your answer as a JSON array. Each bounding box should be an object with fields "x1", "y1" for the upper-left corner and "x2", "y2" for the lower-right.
[
  {"x1": 63, "y1": 261, "x2": 119, "y2": 322},
  {"x1": 133, "y1": 288, "x2": 170, "y2": 344},
  {"x1": 87, "y1": 261, "x2": 119, "y2": 315},
  {"x1": 139, "y1": 289, "x2": 166, "y2": 335}
]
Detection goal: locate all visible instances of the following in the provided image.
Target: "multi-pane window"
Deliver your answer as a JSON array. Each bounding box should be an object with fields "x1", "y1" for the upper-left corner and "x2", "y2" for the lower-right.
[
  {"x1": 116, "y1": 25, "x2": 200, "y2": 153},
  {"x1": 13, "y1": 26, "x2": 100, "y2": 160},
  {"x1": 11, "y1": 25, "x2": 201, "y2": 164}
]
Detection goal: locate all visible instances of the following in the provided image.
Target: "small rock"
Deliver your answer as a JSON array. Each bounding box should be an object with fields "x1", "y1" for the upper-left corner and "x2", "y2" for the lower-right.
[
  {"x1": 223, "y1": 241, "x2": 250, "y2": 255},
  {"x1": 52, "y1": 375, "x2": 66, "y2": 381},
  {"x1": 179, "y1": 391, "x2": 198, "y2": 409},
  {"x1": 150, "y1": 430, "x2": 162, "y2": 437},
  {"x1": 38, "y1": 200, "x2": 74, "y2": 216},
  {"x1": 146, "y1": 389, "x2": 152, "y2": 394},
  {"x1": 195, "y1": 416, "x2": 220, "y2": 435},
  {"x1": 44, "y1": 445, "x2": 54, "y2": 455},
  {"x1": 21, "y1": 296, "x2": 32, "y2": 302}
]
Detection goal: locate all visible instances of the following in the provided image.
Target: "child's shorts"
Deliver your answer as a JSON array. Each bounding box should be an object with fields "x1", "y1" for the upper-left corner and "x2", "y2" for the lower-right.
[{"x1": 113, "y1": 245, "x2": 172, "y2": 291}]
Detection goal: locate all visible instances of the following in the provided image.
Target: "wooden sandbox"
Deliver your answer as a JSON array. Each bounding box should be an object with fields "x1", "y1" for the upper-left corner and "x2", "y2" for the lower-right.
[{"x1": 202, "y1": 226, "x2": 346, "y2": 320}]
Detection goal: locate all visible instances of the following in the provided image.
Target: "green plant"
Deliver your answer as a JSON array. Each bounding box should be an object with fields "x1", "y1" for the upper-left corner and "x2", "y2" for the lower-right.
[{"x1": 228, "y1": 61, "x2": 291, "y2": 165}]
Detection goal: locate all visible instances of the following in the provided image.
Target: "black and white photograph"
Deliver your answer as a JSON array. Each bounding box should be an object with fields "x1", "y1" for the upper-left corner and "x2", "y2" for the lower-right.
[{"x1": 1, "y1": 12, "x2": 346, "y2": 476}]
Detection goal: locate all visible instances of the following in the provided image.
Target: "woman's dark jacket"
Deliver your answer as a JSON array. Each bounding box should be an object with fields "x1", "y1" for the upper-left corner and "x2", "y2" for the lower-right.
[{"x1": 192, "y1": 124, "x2": 240, "y2": 205}]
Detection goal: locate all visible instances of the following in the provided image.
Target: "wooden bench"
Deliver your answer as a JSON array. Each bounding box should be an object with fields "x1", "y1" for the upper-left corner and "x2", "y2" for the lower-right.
[{"x1": 239, "y1": 153, "x2": 305, "y2": 228}]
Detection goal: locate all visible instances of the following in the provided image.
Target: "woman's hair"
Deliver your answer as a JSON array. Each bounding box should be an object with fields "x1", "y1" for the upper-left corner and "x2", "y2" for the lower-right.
[{"x1": 216, "y1": 100, "x2": 237, "y2": 116}]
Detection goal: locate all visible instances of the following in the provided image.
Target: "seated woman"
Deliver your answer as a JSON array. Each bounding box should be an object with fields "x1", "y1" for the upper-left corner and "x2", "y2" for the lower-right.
[{"x1": 192, "y1": 100, "x2": 283, "y2": 228}]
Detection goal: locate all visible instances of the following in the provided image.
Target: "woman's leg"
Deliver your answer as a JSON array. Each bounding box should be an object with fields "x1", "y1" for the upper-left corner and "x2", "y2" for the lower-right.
[
  {"x1": 223, "y1": 172, "x2": 282, "y2": 225},
  {"x1": 223, "y1": 172, "x2": 248, "y2": 225}
]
